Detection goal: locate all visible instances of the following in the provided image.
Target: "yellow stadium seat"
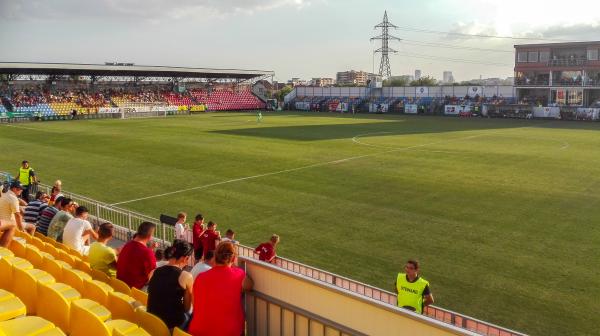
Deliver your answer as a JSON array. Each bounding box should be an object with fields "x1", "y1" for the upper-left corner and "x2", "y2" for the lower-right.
[
  {"x1": 0, "y1": 257, "x2": 33, "y2": 290},
  {"x1": 37, "y1": 282, "x2": 81, "y2": 332},
  {"x1": 30, "y1": 236, "x2": 46, "y2": 251},
  {"x1": 173, "y1": 327, "x2": 193, "y2": 336},
  {"x1": 0, "y1": 289, "x2": 26, "y2": 321},
  {"x1": 40, "y1": 251, "x2": 56, "y2": 260},
  {"x1": 40, "y1": 243, "x2": 61, "y2": 259},
  {"x1": 34, "y1": 231, "x2": 47, "y2": 240},
  {"x1": 8, "y1": 240, "x2": 26, "y2": 258},
  {"x1": 70, "y1": 299, "x2": 143, "y2": 336},
  {"x1": 56, "y1": 250, "x2": 76, "y2": 267},
  {"x1": 62, "y1": 268, "x2": 87, "y2": 294},
  {"x1": 83, "y1": 279, "x2": 113, "y2": 307},
  {"x1": 12, "y1": 266, "x2": 55, "y2": 315},
  {"x1": 0, "y1": 248, "x2": 14, "y2": 258},
  {"x1": 40, "y1": 257, "x2": 64, "y2": 282},
  {"x1": 109, "y1": 277, "x2": 132, "y2": 296},
  {"x1": 113, "y1": 327, "x2": 151, "y2": 336},
  {"x1": 69, "y1": 248, "x2": 84, "y2": 260},
  {"x1": 134, "y1": 308, "x2": 169, "y2": 336},
  {"x1": 130, "y1": 288, "x2": 148, "y2": 307},
  {"x1": 107, "y1": 291, "x2": 137, "y2": 322},
  {"x1": 75, "y1": 259, "x2": 92, "y2": 274},
  {"x1": 0, "y1": 316, "x2": 63, "y2": 336},
  {"x1": 90, "y1": 269, "x2": 111, "y2": 284},
  {"x1": 25, "y1": 244, "x2": 44, "y2": 268}
]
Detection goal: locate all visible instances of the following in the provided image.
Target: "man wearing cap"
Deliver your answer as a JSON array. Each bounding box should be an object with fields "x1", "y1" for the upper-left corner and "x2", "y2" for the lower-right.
[
  {"x1": 16, "y1": 160, "x2": 37, "y2": 201},
  {"x1": 0, "y1": 181, "x2": 25, "y2": 244}
]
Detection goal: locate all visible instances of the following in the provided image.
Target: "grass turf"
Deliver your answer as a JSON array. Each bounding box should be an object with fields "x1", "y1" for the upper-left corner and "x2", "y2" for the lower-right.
[{"x1": 1, "y1": 112, "x2": 599, "y2": 335}]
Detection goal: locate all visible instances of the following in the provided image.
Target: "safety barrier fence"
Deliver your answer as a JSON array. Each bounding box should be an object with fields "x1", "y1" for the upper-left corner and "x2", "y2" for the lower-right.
[{"x1": 0, "y1": 172, "x2": 526, "y2": 336}]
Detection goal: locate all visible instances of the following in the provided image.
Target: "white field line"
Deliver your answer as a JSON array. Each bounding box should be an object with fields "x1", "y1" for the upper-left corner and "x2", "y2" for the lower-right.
[
  {"x1": 111, "y1": 132, "x2": 487, "y2": 206},
  {"x1": 0, "y1": 124, "x2": 54, "y2": 132}
]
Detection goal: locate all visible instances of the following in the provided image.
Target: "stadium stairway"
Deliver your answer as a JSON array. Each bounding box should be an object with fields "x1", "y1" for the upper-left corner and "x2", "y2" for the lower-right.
[{"x1": 0, "y1": 231, "x2": 194, "y2": 336}]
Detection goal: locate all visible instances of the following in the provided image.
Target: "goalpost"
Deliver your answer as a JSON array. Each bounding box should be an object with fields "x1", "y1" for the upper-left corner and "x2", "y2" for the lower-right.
[{"x1": 119, "y1": 103, "x2": 171, "y2": 119}]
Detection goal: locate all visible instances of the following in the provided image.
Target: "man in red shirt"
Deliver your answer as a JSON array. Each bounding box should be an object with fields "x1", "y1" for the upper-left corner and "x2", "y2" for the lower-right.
[
  {"x1": 255, "y1": 234, "x2": 280, "y2": 263},
  {"x1": 200, "y1": 221, "x2": 220, "y2": 259},
  {"x1": 117, "y1": 221, "x2": 157, "y2": 289},
  {"x1": 192, "y1": 214, "x2": 205, "y2": 262}
]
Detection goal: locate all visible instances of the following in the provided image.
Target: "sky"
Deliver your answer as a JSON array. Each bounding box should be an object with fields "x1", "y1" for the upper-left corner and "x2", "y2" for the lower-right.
[{"x1": 1, "y1": 0, "x2": 600, "y2": 82}]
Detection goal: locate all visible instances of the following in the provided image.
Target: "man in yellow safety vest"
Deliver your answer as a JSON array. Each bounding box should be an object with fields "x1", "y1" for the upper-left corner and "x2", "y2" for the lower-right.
[
  {"x1": 395, "y1": 260, "x2": 434, "y2": 314},
  {"x1": 16, "y1": 160, "x2": 37, "y2": 201}
]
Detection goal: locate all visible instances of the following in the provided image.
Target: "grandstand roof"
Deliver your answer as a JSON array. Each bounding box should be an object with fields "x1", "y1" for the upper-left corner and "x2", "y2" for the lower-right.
[{"x1": 0, "y1": 62, "x2": 274, "y2": 79}]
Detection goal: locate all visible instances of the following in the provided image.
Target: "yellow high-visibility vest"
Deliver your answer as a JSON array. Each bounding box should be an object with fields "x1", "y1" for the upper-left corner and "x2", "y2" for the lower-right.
[
  {"x1": 396, "y1": 273, "x2": 429, "y2": 314},
  {"x1": 18, "y1": 167, "x2": 33, "y2": 186}
]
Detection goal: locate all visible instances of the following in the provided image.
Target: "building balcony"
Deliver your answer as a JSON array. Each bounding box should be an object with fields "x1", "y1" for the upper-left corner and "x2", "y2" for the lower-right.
[{"x1": 547, "y1": 59, "x2": 587, "y2": 67}]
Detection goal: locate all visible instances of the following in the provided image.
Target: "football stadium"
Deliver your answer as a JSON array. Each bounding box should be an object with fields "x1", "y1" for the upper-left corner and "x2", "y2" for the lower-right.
[{"x1": 1, "y1": 6, "x2": 600, "y2": 336}]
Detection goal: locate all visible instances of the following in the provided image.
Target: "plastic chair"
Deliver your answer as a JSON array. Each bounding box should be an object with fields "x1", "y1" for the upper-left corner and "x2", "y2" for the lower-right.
[
  {"x1": 12, "y1": 266, "x2": 55, "y2": 314},
  {"x1": 62, "y1": 268, "x2": 88, "y2": 294},
  {"x1": 113, "y1": 327, "x2": 151, "y2": 336},
  {"x1": 0, "y1": 256, "x2": 33, "y2": 290},
  {"x1": 0, "y1": 316, "x2": 64, "y2": 335},
  {"x1": 90, "y1": 269, "x2": 111, "y2": 284},
  {"x1": 37, "y1": 282, "x2": 81, "y2": 332},
  {"x1": 30, "y1": 236, "x2": 47, "y2": 250},
  {"x1": 69, "y1": 298, "x2": 142, "y2": 336},
  {"x1": 107, "y1": 291, "x2": 137, "y2": 322},
  {"x1": 134, "y1": 308, "x2": 169, "y2": 336},
  {"x1": 109, "y1": 277, "x2": 132, "y2": 296},
  {"x1": 0, "y1": 289, "x2": 27, "y2": 321},
  {"x1": 8, "y1": 240, "x2": 26, "y2": 258},
  {"x1": 57, "y1": 249, "x2": 77, "y2": 267},
  {"x1": 40, "y1": 243, "x2": 61, "y2": 259},
  {"x1": 25, "y1": 244, "x2": 44, "y2": 268},
  {"x1": 83, "y1": 279, "x2": 114, "y2": 307},
  {"x1": 41, "y1": 257, "x2": 65, "y2": 282},
  {"x1": 173, "y1": 327, "x2": 193, "y2": 336},
  {"x1": 0, "y1": 247, "x2": 14, "y2": 258},
  {"x1": 75, "y1": 259, "x2": 92, "y2": 274},
  {"x1": 130, "y1": 288, "x2": 148, "y2": 306}
]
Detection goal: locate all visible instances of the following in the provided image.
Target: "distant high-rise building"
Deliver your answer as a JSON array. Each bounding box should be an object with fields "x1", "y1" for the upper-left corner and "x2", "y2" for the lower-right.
[
  {"x1": 443, "y1": 71, "x2": 455, "y2": 84},
  {"x1": 415, "y1": 70, "x2": 422, "y2": 80},
  {"x1": 337, "y1": 70, "x2": 381, "y2": 86}
]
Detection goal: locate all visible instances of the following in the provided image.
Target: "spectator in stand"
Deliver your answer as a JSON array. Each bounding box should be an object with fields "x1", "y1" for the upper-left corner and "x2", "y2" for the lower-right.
[
  {"x1": 147, "y1": 239, "x2": 194, "y2": 330},
  {"x1": 16, "y1": 160, "x2": 37, "y2": 201},
  {"x1": 37, "y1": 195, "x2": 63, "y2": 236},
  {"x1": 0, "y1": 181, "x2": 24, "y2": 247},
  {"x1": 155, "y1": 249, "x2": 168, "y2": 268},
  {"x1": 23, "y1": 191, "x2": 49, "y2": 225},
  {"x1": 62, "y1": 206, "x2": 98, "y2": 255},
  {"x1": 200, "y1": 221, "x2": 221, "y2": 259},
  {"x1": 174, "y1": 212, "x2": 188, "y2": 240},
  {"x1": 47, "y1": 197, "x2": 75, "y2": 242},
  {"x1": 255, "y1": 234, "x2": 280, "y2": 263},
  {"x1": 190, "y1": 250, "x2": 214, "y2": 279},
  {"x1": 48, "y1": 181, "x2": 63, "y2": 207},
  {"x1": 192, "y1": 214, "x2": 205, "y2": 262},
  {"x1": 394, "y1": 259, "x2": 434, "y2": 314},
  {"x1": 89, "y1": 222, "x2": 118, "y2": 277},
  {"x1": 117, "y1": 221, "x2": 157, "y2": 289},
  {"x1": 188, "y1": 242, "x2": 253, "y2": 336},
  {"x1": 220, "y1": 229, "x2": 238, "y2": 245}
]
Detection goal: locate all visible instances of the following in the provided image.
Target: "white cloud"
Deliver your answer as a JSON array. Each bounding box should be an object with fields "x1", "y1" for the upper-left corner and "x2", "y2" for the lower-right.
[{"x1": 0, "y1": 0, "x2": 310, "y2": 20}]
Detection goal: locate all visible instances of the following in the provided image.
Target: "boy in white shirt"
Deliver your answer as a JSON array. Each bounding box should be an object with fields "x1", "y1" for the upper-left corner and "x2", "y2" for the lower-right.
[{"x1": 62, "y1": 206, "x2": 98, "y2": 255}]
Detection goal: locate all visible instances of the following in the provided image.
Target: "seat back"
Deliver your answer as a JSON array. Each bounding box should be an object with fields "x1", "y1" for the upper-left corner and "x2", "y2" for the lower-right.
[
  {"x1": 0, "y1": 258, "x2": 12, "y2": 290},
  {"x1": 62, "y1": 268, "x2": 86, "y2": 293},
  {"x1": 25, "y1": 244, "x2": 44, "y2": 268},
  {"x1": 30, "y1": 236, "x2": 47, "y2": 250},
  {"x1": 37, "y1": 283, "x2": 76, "y2": 332},
  {"x1": 135, "y1": 308, "x2": 170, "y2": 336},
  {"x1": 8, "y1": 240, "x2": 26, "y2": 258},
  {"x1": 173, "y1": 327, "x2": 193, "y2": 336},
  {"x1": 83, "y1": 279, "x2": 113, "y2": 307},
  {"x1": 90, "y1": 269, "x2": 111, "y2": 284},
  {"x1": 109, "y1": 277, "x2": 132, "y2": 296},
  {"x1": 69, "y1": 299, "x2": 111, "y2": 336},
  {"x1": 12, "y1": 266, "x2": 47, "y2": 314},
  {"x1": 41, "y1": 257, "x2": 64, "y2": 281},
  {"x1": 56, "y1": 249, "x2": 77, "y2": 267},
  {"x1": 107, "y1": 292, "x2": 137, "y2": 322},
  {"x1": 130, "y1": 287, "x2": 148, "y2": 306},
  {"x1": 75, "y1": 259, "x2": 92, "y2": 274}
]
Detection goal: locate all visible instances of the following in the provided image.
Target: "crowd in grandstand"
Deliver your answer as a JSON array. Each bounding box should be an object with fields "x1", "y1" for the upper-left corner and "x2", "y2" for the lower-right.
[{"x1": 0, "y1": 161, "x2": 438, "y2": 334}]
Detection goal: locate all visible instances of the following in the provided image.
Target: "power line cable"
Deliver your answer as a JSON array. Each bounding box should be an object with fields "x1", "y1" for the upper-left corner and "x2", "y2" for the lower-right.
[
  {"x1": 401, "y1": 39, "x2": 513, "y2": 53},
  {"x1": 395, "y1": 51, "x2": 512, "y2": 66},
  {"x1": 395, "y1": 26, "x2": 580, "y2": 42}
]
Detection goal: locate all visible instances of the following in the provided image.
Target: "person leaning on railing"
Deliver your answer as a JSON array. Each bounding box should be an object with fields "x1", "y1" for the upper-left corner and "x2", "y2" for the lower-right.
[{"x1": 394, "y1": 259, "x2": 434, "y2": 314}]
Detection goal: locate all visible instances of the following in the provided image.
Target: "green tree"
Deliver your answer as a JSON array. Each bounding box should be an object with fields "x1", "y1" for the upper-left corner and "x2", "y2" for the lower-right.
[
  {"x1": 410, "y1": 76, "x2": 438, "y2": 86},
  {"x1": 276, "y1": 85, "x2": 293, "y2": 102},
  {"x1": 383, "y1": 77, "x2": 410, "y2": 87}
]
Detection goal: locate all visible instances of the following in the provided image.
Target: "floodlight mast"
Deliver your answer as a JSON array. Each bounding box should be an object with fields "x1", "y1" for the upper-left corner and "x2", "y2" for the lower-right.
[{"x1": 370, "y1": 11, "x2": 401, "y2": 79}]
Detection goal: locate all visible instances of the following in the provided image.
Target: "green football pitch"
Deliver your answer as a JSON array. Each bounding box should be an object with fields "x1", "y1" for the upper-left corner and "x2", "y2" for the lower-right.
[{"x1": 1, "y1": 112, "x2": 599, "y2": 335}]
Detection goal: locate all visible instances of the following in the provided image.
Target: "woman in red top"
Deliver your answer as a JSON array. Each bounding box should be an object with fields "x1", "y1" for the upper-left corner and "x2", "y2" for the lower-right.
[{"x1": 188, "y1": 242, "x2": 253, "y2": 336}]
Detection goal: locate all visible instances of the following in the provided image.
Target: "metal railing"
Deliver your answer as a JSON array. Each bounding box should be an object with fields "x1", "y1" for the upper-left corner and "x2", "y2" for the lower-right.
[{"x1": 0, "y1": 172, "x2": 526, "y2": 336}]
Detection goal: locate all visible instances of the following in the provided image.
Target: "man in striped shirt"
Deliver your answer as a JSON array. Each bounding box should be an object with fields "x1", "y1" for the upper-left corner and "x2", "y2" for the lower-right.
[
  {"x1": 23, "y1": 191, "x2": 49, "y2": 224},
  {"x1": 37, "y1": 196, "x2": 63, "y2": 236}
]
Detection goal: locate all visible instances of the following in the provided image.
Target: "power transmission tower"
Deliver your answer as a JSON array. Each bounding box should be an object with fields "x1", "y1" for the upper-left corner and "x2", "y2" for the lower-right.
[{"x1": 370, "y1": 11, "x2": 401, "y2": 78}]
